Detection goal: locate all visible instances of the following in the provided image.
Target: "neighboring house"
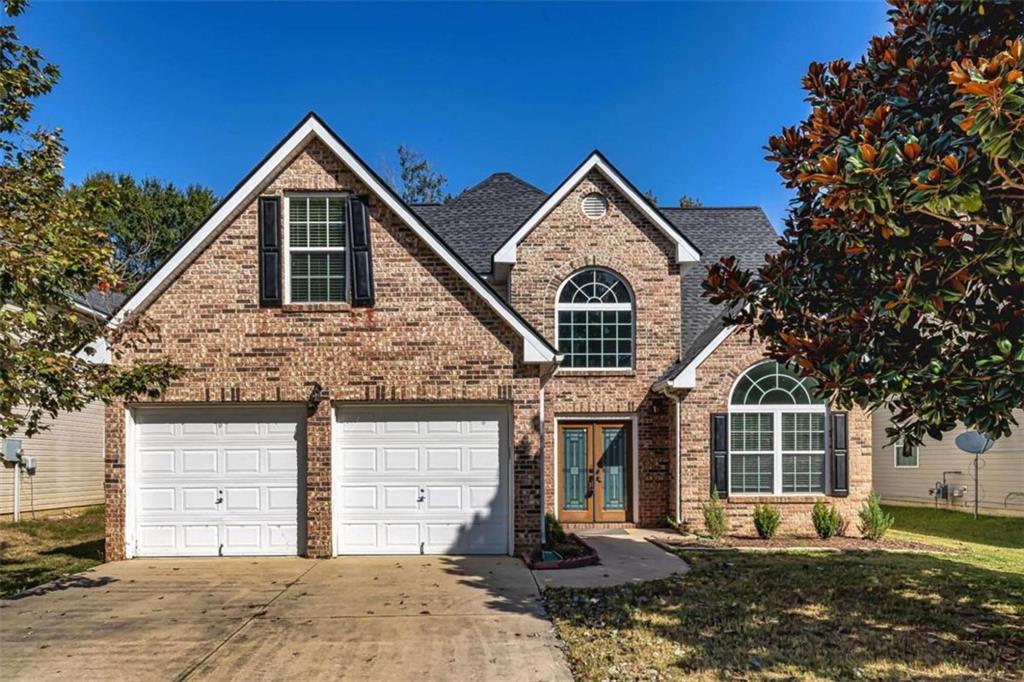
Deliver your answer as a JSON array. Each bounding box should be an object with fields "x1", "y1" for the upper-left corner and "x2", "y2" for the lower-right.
[
  {"x1": 1, "y1": 291, "x2": 124, "y2": 518},
  {"x1": 872, "y1": 410, "x2": 1024, "y2": 517},
  {"x1": 102, "y1": 113, "x2": 872, "y2": 560}
]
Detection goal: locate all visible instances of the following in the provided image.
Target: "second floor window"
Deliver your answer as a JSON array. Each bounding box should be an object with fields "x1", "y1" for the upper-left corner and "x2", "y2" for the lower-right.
[
  {"x1": 285, "y1": 195, "x2": 347, "y2": 303},
  {"x1": 556, "y1": 268, "x2": 634, "y2": 369}
]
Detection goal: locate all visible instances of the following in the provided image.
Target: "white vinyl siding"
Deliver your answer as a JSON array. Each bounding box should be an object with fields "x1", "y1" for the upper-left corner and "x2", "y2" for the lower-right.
[
  {"x1": 872, "y1": 409, "x2": 1024, "y2": 516},
  {"x1": 284, "y1": 195, "x2": 347, "y2": 303},
  {"x1": 1, "y1": 400, "x2": 105, "y2": 516}
]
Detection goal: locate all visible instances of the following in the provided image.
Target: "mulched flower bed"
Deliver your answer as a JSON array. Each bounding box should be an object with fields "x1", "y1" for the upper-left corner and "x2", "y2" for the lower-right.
[
  {"x1": 522, "y1": 533, "x2": 601, "y2": 569},
  {"x1": 653, "y1": 534, "x2": 941, "y2": 552}
]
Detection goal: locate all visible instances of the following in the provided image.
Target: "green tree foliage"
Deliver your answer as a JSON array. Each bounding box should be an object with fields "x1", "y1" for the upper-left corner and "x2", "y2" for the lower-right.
[
  {"x1": 0, "y1": 0, "x2": 178, "y2": 437},
  {"x1": 704, "y1": 1, "x2": 1024, "y2": 445},
  {"x1": 68, "y1": 174, "x2": 216, "y2": 292},
  {"x1": 395, "y1": 145, "x2": 449, "y2": 204},
  {"x1": 677, "y1": 194, "x2": 704, "y2": 208}
]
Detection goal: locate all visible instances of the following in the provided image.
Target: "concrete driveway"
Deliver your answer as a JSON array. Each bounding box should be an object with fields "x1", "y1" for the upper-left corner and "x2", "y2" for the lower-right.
[{"x1": 0, "y1": 556, "x2": 571, "y2": 681}]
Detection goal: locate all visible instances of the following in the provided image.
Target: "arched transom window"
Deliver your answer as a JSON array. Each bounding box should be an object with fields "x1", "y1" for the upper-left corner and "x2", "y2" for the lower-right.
[
  {"x1": 556, "y1": 268, "x2": 633, "y2": 369},
  {"x1": 729, "y1": 361, "x2": 827, "y2": 495}
]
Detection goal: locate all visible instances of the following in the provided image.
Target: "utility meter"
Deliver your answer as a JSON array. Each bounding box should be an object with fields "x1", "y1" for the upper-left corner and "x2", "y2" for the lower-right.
[
  {"x1": 2, "y1": 438, "x2": 22, "y2": 463},
  {"x1": 22, "y1": 456, "x2": 37, "y2": 474}
]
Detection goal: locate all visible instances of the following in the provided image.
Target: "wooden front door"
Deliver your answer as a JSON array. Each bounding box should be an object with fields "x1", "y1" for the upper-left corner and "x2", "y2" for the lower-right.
[{"x1": 558, "y1": 422, "x2": 630, "y2": 523}]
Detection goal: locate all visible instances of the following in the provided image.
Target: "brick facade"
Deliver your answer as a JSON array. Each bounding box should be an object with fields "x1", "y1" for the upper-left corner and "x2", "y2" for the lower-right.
[
  {"x1": 510, "y1": 170, "x2": 681, "y2": 527},
  {"x1": 676, "y1": 332, "x2": 872, "y2": 535},
  {"x1": 104, "y1": 133, "x2": 871, "y2": 560},
  {"x1": 105, "y1": 139, "x2": 543, "y2": 560}
]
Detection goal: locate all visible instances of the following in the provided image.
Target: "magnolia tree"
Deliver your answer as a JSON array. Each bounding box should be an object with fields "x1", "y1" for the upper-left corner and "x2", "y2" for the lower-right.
[
  {"x1": 0, "y1": 0, "x2": 177, "y2": 437},
  {"x1": 705, "y1": 0, "x2": 1023, "y2": 444}
]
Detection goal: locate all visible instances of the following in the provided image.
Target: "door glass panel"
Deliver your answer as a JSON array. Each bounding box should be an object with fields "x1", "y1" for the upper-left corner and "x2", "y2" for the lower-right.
[
  {"x1": 562, "y1": 429, "x2": 589, "y2": 511},
  {"x1": 601, "y1": 427, "x2": 626, "y2": 510}
]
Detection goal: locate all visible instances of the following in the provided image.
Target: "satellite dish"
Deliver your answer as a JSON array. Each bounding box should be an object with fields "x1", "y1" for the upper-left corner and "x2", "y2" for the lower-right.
[{"x1": 955, "y1": 431, "x2": 993, "y2": 455}]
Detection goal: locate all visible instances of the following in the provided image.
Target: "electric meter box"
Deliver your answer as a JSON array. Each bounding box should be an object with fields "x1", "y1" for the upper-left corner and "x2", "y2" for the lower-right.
[{"x1": 2, "y1": 438, "x2": 22, "y2": 463}]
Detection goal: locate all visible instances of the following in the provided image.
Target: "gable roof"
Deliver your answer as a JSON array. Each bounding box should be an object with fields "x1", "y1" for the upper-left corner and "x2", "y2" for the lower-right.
[
  {"x1": 491, "y1": 151, "x2": 702, "y2": 267},
  {"x1": 657, "y1": 207, "x2": 780, "y2": 388},
  {"x1": 111, "y1": 113, "x2": 558, "y2": 364},
  {"x1": 413, "y1": 173, "x2": 546, "y2": 274}
]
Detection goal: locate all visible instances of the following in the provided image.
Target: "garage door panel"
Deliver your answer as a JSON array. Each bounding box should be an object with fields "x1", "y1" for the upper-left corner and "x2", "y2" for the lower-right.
[
  {"x1": 383, "y1": 448, "x2": 418, "y2": 471},
  {"x1": 182, "y1": 488, "x2": 219, "y2": 511},
  {"x1": 133, "y1": 407, "x2": 303, "y2": 557},
  {"x1": 335, "y1": 405, "x2": 509, "y2": 555},
  {"x1": 182, "y1": 449, "x2": 218, "y2": 473},
  {"x1": 139, "y1": 449, "x2": 175, "y2": 474},
  {"x1": 224, "y1": 449, "x2": 260, "y2": 473}
]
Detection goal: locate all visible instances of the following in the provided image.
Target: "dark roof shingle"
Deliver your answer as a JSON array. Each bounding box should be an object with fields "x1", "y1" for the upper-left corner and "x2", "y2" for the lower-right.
[
  {"x1": 412, "y1": 172, "x2": 780, "y2": 374},
  {"x1": 412, "y1": 173, "x2": 546, "y2": 274}
]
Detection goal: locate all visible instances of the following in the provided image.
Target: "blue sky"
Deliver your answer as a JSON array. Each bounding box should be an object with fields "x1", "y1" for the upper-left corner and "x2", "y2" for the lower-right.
[{"x1": 20, "y1": 1, "x2": 889, "y2": 231}]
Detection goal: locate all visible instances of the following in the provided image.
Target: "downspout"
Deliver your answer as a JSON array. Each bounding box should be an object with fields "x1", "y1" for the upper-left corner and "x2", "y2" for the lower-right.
[
  {"x1": 538, "y1": 358, "x2": 561, "y2": 547},
  {"x1": 539, "y1": 384, "x2": 546, "y2": 546},
  {"x1": 655, "y1": 379, "x2": 683, "y2": 528},
  {"x1": 674, "y1": 393, "x2": 681, "y2": 527}
]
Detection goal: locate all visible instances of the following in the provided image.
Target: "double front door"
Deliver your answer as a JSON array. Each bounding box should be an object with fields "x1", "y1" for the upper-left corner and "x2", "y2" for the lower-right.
[{"x1": 558, "y1": 422, "x2": 630, "y2": 523}]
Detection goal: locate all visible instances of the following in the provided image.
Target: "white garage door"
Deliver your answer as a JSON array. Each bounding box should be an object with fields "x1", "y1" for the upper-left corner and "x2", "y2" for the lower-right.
[
  {"x1": 335, "y1": 405, "x2": 509, "y2": 555},
  {"x1": 133, "y1": 407, "x2": 304, "y2": 557}
]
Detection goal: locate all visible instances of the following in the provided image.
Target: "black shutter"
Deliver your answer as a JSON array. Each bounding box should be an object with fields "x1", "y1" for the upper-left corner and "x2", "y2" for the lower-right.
[
  {"x1": 258, "y1": 196, "x2": 281, "y2": 306},
  {"x1": 830, "y1": 412, "x2": 850, "y2": 497},
  {"x1": 711, "y1": 413, "x2": 728, "y2": 497},
  {"x1": 347, "y1": 195, "x2": 375, "y2": 307}
]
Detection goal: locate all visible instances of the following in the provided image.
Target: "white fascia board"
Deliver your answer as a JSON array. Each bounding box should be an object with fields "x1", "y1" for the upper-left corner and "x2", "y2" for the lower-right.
[
  {"x1": 110, "y1": 115, "x2": 557, "y2": 365},
  {"x1": 493, "y1": 153, "x2": 702, "y2": 266},
  {"x1": 669, "y1": 325, "x2": 736, "y2": 389}
]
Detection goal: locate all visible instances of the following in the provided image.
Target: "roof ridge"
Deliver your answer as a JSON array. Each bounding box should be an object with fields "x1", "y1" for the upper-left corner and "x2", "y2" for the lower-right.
[{"x1": 660, "y1": 206, "x2": 764, "y2": 211}]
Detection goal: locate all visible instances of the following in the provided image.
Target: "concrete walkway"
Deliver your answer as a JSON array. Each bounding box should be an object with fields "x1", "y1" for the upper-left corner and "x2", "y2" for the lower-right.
[
  {"x1": 1, "y1": 556, "x2": 571, "y2": 681},
  {"x1": 531, "y1": 528, "x2": 689, "y2": 589}
]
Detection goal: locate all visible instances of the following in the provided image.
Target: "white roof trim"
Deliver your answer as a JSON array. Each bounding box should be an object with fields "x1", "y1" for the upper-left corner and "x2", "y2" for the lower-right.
[
  {"x1": 493, "y1": 152, "x2": 702, "y2": 266},
  {"x1": 111, "y1": 114, "x2": 557, "y2": 364},
  {"x1": 669, "y1": 325, "x2": 736, "y2": 389}
]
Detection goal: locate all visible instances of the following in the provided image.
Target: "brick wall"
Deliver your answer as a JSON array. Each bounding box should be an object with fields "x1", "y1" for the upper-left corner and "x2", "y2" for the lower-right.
[
  {"x1": 510, "y1": 170, "x2": 681, "y2": 526},
  {"x1": 677, "y1": 331, "x2": 873, "y2": 535},
  {"x1": 105, "y1": 139, "x2": 543, "y2": 560}
]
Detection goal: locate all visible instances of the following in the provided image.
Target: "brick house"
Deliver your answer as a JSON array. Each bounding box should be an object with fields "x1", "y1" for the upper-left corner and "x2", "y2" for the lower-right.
[{"x1": 103, "y1": 113, "x2": 871, "y2": 560}]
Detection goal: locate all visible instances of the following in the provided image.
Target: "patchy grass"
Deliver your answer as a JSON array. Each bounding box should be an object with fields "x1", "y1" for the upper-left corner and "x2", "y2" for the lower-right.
[
  {"x1": 0, "y1": 506, "x2": 105, "y2": 597},
  {"x1": 545, "y1": 507, "x2": 1024, "y2": 680},
  {"x1": 883, "y1": 504, "x2": 1024, "y2": 574}
]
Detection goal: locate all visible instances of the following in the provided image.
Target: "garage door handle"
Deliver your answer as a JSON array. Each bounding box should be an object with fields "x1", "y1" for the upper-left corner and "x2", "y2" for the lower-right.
[
  {"x1": 216, "y1": 490, "x2": 224, "y2": 505},
  {"x1": 417, "y1": 488, "x2": 426, "y2": 503}
]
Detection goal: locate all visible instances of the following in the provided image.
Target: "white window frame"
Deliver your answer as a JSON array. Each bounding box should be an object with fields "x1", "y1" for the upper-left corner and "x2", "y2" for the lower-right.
[
  {"x1": 727, "y1": 362, "x2": 828, "y2": 497},
  {"x1": 893, "y1": 438, "x2": 920, "y2": 468},
  {"x1": 554, "y1": 267, "x2": 635, "y2": 372},
  {"x1": 283, "y1": 193, "x2": 349, "y2": 305}
]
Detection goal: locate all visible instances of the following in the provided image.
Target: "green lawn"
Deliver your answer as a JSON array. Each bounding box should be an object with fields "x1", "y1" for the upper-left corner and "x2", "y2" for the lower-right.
[
  {"x1": 0, "y1": 505, "x2": 105, "y2": 597},
  {"x1": 545, "y1": 506, "x2": 1024, "y2": 681},
  {"x1": 883, "y1": 503, "x2": 1024, "y2": 573}
]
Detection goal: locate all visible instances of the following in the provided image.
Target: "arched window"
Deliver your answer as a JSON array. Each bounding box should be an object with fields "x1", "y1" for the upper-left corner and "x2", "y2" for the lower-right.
[
  {"x1": 728, "y1": 361, "x2": 827, "y2": 495},
  {"x1": 556, "y1": 268, "x2": 633, "y2": 369}
]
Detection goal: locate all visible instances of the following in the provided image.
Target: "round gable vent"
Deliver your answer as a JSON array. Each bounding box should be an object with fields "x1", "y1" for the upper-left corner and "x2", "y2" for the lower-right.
[{"x1": 581, "y1": 192, "x2": 608, "y2": 219}]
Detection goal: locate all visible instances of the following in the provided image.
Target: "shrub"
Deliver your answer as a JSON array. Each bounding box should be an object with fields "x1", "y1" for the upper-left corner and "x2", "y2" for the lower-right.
[
  {"x1": 701, "y1": 488, "x2": 727, "y2": 539},
  {"x1": 753, "y1": 503, "x2": 781, "y2": 540},
  {"x1": 858, "y1": 491, "x2": 894, "y2": 541},
  {"x1": 811, "y1": 500, "x2": 842, "y2": 539},
  {"x1": 543, "y1": 513, "x2": 585, "y2": 558}
]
